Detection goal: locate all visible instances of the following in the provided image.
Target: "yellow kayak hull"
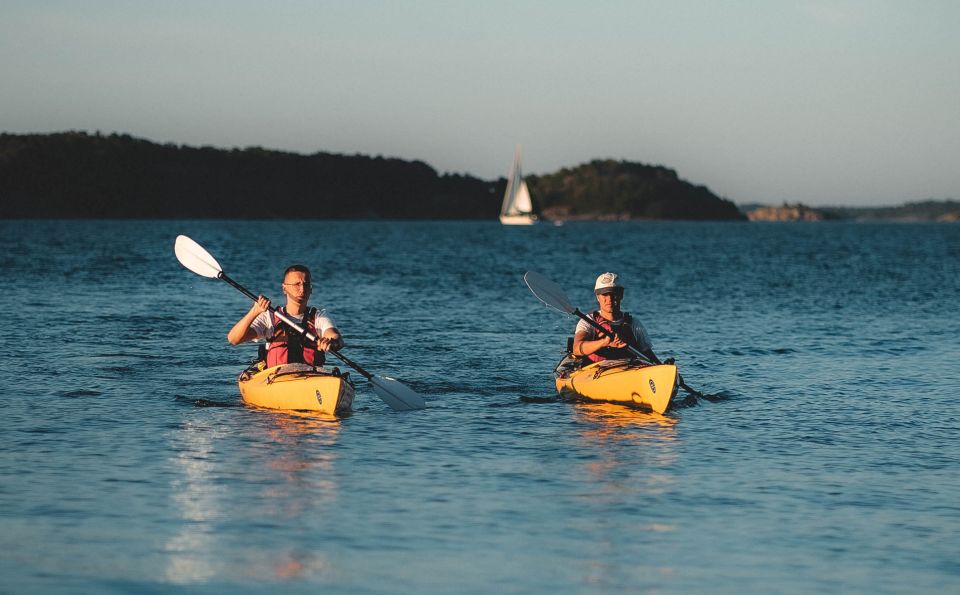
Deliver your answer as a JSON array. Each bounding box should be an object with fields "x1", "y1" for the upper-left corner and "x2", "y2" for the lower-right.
[
  {"x1": 238, "y1": 364, "x2": 355, "y2": 415},
  {"x1": 555, "y1": 359, "x2": 679, "y2": 414}
]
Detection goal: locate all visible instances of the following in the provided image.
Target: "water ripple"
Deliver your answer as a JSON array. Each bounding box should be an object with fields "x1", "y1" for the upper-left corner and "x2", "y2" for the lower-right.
[{"x1": 1, "y1": 220, "x2": 958, "y2": 593}]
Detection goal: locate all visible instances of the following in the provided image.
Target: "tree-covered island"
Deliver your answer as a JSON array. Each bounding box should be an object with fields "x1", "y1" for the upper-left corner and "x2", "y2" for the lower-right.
[{"x1": 0, "y1": 131, "x2": 745, "y2": 220}]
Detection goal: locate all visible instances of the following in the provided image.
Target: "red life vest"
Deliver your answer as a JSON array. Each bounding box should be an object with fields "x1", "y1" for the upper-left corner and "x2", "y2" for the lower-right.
[
  {"x1": 586, "y1": 311, "x2": 637, "y2": 363},
  {"x1": 266, "y1": 307, "x2": 324, "y2": 367}
]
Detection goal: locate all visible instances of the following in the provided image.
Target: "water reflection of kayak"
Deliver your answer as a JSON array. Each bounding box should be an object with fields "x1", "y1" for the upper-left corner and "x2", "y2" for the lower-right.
[
  {"x1": 555, "y1": 357, "x2": 679, "y2": 414},
  {"x1": 238, "y1": 363, "x2": 355, "y2": 415}
]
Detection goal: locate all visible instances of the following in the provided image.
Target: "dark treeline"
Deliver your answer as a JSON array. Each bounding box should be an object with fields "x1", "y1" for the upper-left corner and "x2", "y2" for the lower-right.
[
  {"x1": 0, "y1": 131, "x2": 743, "y2": 220},
  {"x1": 0, "y1": 132, "x2": 498, "y2": 219},
  {"x1": 531, "y1": 160, "x2": 743, "y2": 220}
]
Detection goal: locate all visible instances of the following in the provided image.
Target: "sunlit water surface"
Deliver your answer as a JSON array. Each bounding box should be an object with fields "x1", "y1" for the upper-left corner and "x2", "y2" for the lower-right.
[{"x1": 1, "y1": 220, "x2": 958, "y2": 593}]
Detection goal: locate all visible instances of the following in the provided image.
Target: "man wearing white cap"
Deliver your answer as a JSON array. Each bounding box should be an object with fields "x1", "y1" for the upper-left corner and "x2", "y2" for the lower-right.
[{"x1": 571, "y1": 272, "x2": 660, "y2": 363}]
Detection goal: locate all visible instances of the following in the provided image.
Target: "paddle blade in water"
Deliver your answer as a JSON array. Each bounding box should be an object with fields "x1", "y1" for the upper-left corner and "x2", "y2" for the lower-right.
[
  {"x1": 174, "y1": 235, "x2": 223, "y2": 279},
  {"x1": 523, "y1": 271, "x2": 575, "y2": 314},
  {"x1": 369, "y1": 376, "x2": 427, "y2": 411}
]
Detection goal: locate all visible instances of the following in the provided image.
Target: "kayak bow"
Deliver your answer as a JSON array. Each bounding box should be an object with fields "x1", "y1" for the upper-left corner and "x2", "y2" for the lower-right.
[{"x1": 555, "y1": 357, "x2": 679, "y2": 414}]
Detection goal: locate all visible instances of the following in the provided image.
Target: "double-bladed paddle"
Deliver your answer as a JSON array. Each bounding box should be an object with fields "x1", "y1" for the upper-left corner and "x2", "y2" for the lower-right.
[
  {"x1": 174, "y1": 235, "x2": 427, "y2": 411},
  {"x1": 523, "y1": 271, "x2": 704, "y2": 398}
]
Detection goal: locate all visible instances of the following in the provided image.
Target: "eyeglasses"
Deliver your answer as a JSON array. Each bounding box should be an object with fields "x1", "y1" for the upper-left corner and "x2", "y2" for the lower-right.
[{"x1": 283, "y1": 282, "x2": 312, "y2": 289}]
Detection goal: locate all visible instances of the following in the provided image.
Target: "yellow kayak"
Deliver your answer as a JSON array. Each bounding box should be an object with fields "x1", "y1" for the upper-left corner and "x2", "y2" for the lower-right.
[
  {"x1": 238, "y1": 363, "x2": 355, "y2": 415},
  {"x1": 555, "y1": 358, "x2": 679, "y2": 414}
]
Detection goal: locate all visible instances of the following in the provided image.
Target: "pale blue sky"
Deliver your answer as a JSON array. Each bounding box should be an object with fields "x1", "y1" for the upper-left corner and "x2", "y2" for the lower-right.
[{"x1": 2, "y1": 1, "x2": 957, "y2": 205}]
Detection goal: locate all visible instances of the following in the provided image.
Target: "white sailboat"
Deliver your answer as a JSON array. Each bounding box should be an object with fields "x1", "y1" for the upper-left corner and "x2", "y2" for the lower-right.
[{"x1": 500, "y1": 147, "x2": 538, "y2": 225}]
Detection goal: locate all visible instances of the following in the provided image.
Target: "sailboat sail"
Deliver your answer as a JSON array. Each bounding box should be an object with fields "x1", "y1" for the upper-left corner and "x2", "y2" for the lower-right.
[
  {"x1": 511, "y1": 180, "x2": 533, "y2": 214},
  {"x1": 500, "y1": 147, "x2": 538, "y2": 225}
]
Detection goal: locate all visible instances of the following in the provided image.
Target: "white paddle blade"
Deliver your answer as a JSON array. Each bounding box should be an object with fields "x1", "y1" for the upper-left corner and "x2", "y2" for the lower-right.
[
  {"x1": 523, "y1": 271, "x2": 575, "y2": 314},
  {"x1": 174, "y1": 235, "x2": 223, "y2": 279},
  {"x1": 369, "y1": 376, "x2": 427, "y2": 411}
]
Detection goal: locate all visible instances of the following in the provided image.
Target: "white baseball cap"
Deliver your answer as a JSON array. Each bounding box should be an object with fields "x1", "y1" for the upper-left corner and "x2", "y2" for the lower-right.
[{"x1": 594, "y1": 272, "x2": 623, "y2": 295}]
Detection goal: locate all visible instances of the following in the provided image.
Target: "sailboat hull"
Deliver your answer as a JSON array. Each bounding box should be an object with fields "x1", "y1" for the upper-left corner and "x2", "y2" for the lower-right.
[{"x1": 499, "y1": 214, "x2": 538, "y2": 225}]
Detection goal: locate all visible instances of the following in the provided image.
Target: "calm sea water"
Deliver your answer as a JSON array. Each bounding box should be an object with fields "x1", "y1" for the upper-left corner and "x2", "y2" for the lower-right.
[{"x1": 1, "y1": 219, "x2": 958, "y2": 593}]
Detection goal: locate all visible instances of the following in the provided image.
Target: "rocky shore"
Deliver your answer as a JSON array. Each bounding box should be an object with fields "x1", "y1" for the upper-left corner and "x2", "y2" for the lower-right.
[{"x1": 743, "y1": 201, "x2": 960, "y2": 222}]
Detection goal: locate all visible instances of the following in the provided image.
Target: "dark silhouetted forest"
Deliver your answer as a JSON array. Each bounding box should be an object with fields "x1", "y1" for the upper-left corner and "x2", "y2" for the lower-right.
[
  {"x1": 1, "y1": 132, "x2": 744, "y2": 220},
  {"x1": 530, "y1": 160, "x2": 743, "y2": 220}
]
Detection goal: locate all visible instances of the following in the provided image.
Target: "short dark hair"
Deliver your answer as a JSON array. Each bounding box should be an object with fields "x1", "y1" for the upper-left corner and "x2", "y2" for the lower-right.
[{"x1": 283, "y1": 264, "x2": 311, "y2": 282}]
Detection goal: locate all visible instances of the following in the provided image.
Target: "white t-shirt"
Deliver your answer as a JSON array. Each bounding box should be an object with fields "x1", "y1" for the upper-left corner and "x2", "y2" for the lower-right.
[
  {"x1": 249, "y1": 308, "x2": 336, "y2": 342},
  {"x1": 575, "y1": 313, "x2": 652, "y2": 352}
]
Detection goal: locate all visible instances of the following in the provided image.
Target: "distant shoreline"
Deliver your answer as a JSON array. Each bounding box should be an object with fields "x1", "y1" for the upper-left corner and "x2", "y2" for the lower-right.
[
  {"x1": 0, "y1": 131, "x2": 744, "y2": 221},
  {"x1": 0, "y1": 217, "x2": 954, "y2": 225},
  {"x1": 739, "y1": 201, "x2": 959, "y2": 222},
  {"x1": 2, "y1": 131, "x2": 954, "y2": 221}
]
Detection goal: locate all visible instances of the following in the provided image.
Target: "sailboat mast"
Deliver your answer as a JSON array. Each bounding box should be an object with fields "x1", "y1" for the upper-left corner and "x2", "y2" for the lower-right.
[{"x1": 501, "y1": 145, "x2": 522, "y2": 216}]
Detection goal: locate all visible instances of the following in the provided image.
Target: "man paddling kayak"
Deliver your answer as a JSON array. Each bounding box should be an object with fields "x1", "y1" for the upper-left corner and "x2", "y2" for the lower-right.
[
  {"x1": 227, "y1": 264, "x2": 343, "y2": 366},
  {"x1": 571, "y1": 272, "x2": 662, "y2": 364}
]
